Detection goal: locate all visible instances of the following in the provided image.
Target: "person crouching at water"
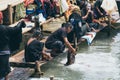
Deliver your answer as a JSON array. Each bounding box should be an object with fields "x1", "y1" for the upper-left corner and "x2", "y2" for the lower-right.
[
  {"x1": 0, "y1": 12, "x2": 26, "y2": 80},
  {"x1": 45, "y1": 22, "x2": 76, "y2": 57},
  {"x1": 25, "y1": 30, "x2": 52, "y2": 62}
]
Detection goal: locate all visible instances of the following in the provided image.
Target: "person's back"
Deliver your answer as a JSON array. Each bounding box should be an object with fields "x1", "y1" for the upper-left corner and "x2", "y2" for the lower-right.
[
  {"x1": 25, "y1": 30, "x2": 52, "y2": 62},
  {"x1": 25, "y1": 39, "x2": 44, "y2": 62},
  {"x1": 45, "y1": 28, "x2": 66, "y2": 45},
  {"x1": 25, "y1": 31, "x2": 44, "y2": 62}
]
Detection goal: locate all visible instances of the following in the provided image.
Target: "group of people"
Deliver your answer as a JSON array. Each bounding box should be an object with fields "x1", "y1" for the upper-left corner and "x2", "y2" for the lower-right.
[
  {"x1": 67, "y1": 0, "x2": 109, "y2": 43},
  {"x1": 1, "y1": 0, "x2": 120, "y2": 80},
  {"x1": 24, "y1": 0, "x2": 110, "y2": 68},
  {"x1": 0, "y1": 11, "x2": 76, "y2": 80},
  {"x1": 24, "y1": 0, "x2": 71, "y2": 19},
  {"x1": 25, "y1": 22, "x2": 76, "y2": 61}
]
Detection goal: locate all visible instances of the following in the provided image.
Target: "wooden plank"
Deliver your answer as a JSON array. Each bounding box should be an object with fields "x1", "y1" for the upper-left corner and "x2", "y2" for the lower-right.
[
  {"x1": 10, "y1": 61, "x2": 46, "y2": 68},
  {"x1": 9, "y1": 18, "x2": 54, "y2": 34},
  {"x1": 9, "y1": 68, "x2": 34, "y2": 80},
  {"x1": 9, "y1": 50, "x2": 25, "y2": 62},
  {"x1": 10, "y1": 0, "x2": 23, "y2": 7},
  {"x1": 0, "y1": 0, "x2": 23, "y2": 11}
]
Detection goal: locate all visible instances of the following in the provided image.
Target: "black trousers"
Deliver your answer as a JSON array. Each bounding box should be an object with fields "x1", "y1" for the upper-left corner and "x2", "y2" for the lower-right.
[{"x1": 0, "y1": 54, "x2": 11, "y2": 78}]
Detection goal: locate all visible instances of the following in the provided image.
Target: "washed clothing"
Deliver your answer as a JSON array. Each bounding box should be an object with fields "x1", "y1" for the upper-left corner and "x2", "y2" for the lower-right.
[{"x1": 25, "y1": 40, "x2": 44, "y2": 62}]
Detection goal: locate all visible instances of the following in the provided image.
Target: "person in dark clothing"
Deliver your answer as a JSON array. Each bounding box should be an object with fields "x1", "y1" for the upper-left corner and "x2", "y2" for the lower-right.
[
  {"x1": 0, "y1": 12, "x2": 26, "y2": 80},
  {"x1": 68, "y1": 8, "x2": 87, "y2": 42},
  {"x1": 76, "y1": 0, "x2": 87, "y2": 10},
  {"x1": 9, "y1": 21, "x2": 25, "y2": 53},
  {"x1": 116, "y1": 0, "x2": 120, "y2": 15},
  {"x1": 93, "y1": 0, "x2": 106, "y2": 19},
  {"x1": 25, "y1": 30, "x2": 52, "y2": 62},
  {"x1": 81, "y1": 1, "x2": 106, "y2": 33},
  {"x1": 34, "y1": 0, "x2": 42, "y2": 9},
  {"x1": 45, "y1": 22, "x2": 76, "y2": 57}
]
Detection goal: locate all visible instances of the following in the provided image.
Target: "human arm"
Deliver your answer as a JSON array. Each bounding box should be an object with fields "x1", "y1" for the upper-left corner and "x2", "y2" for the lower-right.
[
  {"x1": 82, "y1": 9, "x2": 93, "y2": 20},
  {"x1": 96, "y1": 7, "x2": 103, "y2": 16},
  {"x1": 63, "y1": 37, "x2": 76, "y2": 54},
  {"x1": 91, "y1": 27, "x2": 100, "y2": 32},
  {"x1": 7, "y1": 20, "x2": 26, "y2": 35},
  {"x1": 42, "y1": 50, "x2": 53, "y2": 60}
]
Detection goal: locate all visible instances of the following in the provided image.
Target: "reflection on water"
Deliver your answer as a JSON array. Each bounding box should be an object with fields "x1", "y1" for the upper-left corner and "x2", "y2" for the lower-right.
[{"x1": 29, "y1": 29, "x2": 120, "y2": 80}]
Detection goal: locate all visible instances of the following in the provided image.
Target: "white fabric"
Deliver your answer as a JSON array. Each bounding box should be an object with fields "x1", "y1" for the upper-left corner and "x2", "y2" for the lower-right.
[
  {"x1": 87, "y1": 2, "x2": 92, "y2": 10},
  {"x1": 60, "y1": 0, "x2": 69, "y2": 13},
  {"x1": 111, "y1": 11, "x2": 120, "y2": 20},
  {"x1": 81, "y1": 32, "x2": 96, "y2": 45},
  {"x1": 38, "y1": 13, "x2": 46, "y2": 22},
  {"x1": 101, "y1": 0, "x2": 118, "y2": 14},
  {"x1": 32, "y1": 13, "x2": 46, "y2": 23}
]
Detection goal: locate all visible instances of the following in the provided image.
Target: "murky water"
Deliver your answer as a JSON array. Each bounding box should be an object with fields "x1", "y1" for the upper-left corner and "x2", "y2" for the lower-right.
[{"x1": 28, "y1": 28, "x2": 120, "y2": 80}]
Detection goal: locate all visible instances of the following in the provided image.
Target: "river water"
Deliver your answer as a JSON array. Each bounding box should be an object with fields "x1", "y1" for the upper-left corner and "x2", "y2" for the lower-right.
[{"x1": 28, "y1": 18, "x2": 120, "y2": 80}]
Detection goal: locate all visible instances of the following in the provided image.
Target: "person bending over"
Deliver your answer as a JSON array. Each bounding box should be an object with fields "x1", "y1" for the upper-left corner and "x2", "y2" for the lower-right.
[
  {"x1": 25, "y1": 30, "x2": 52, "y2": 62},
  {"x1": 45, "y1": 22, "x2": 76, "y2": 57}
]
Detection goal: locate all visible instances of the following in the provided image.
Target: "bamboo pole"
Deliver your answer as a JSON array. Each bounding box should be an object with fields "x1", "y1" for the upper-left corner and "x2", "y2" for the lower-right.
[{"x1": 8, "y1": 4, "x2": 13, "y2": 24}]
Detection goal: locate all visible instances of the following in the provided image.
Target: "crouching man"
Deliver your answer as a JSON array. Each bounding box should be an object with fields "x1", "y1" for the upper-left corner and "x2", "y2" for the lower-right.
[{"x1": 45, "y1": 22, "x2": 76, "y2": 65}]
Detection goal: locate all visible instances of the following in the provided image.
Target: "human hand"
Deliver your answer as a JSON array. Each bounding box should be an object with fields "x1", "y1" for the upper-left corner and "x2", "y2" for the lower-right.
[
  {"x1": 100, "y1": 12, "x2": 103, "y2": 16},
  {"x1": 88, "y1": 9, "x2": 92, "y2": 13},
  {"x1": 72, "y1": 48, "x2": 76, "y2": 55},
  {"x1": 17, "y1": 20, "x2": 26, "y2": 28}
]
